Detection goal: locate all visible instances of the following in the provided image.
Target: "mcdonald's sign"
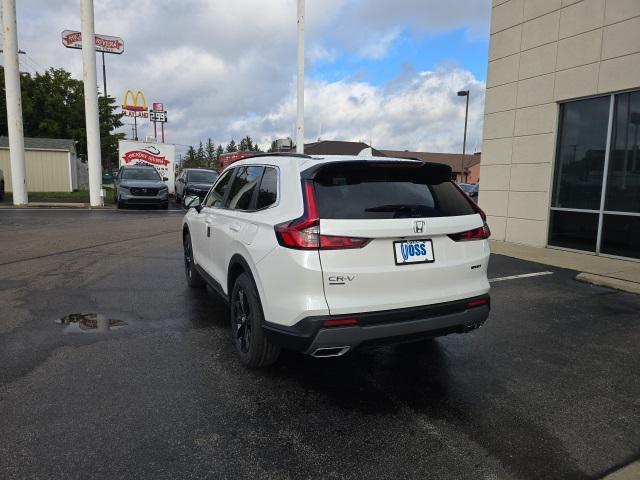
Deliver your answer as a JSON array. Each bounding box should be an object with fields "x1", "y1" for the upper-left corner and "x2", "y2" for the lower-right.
[{"x1": 122, "y1": 90, "x2": 148, "y2": 118}]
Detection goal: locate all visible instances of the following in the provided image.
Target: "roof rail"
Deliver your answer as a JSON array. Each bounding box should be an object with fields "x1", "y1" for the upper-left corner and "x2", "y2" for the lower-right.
[{"x1": 244, "y1": 152, "x2": 313, "y2": 160}]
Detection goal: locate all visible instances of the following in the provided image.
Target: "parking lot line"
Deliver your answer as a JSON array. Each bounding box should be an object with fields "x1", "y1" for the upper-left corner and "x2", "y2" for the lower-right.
[{"x1": 489, "y1": 271, "x2": 554, "y2": 283}]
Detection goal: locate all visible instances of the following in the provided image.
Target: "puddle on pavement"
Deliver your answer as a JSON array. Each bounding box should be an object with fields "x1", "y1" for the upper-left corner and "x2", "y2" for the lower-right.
[{"x1": 56, "y1": 313, "x2": 128, "y2": 333}]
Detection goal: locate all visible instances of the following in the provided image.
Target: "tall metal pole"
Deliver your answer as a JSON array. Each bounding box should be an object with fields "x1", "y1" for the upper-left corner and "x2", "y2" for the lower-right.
[
  {"x1": 101, "y1": 51, "x2": 107, "y2": 97},
  {"x1": 80, "y1": 0, "x2": 103, "y2": 206},
  {"x1": 101, "y1": 51, "x2": 111, "y2": 172},
  {"x1": 462, "y1": 93, "x2": 469, "y2": 182},
  {"x1": 296, "y1": 0, "x2": 305, "y2": 154},
  {"x1": 1, "y1": 0, "x2": 28, "y2": 205}
]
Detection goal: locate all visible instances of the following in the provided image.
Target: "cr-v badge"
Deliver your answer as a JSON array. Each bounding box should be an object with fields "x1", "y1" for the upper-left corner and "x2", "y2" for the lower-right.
[{"x1": 328, "y1": 275, "x2": 355, "y2": 285}]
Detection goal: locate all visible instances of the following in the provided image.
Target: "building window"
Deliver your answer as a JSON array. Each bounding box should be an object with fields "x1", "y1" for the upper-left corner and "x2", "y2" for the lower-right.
[
  {"x1": 552, "y1": 97, "x2": 610, "y2": 211},
  {"x1": 549, "y1": 91, "x2": 640, "y2": 260}
]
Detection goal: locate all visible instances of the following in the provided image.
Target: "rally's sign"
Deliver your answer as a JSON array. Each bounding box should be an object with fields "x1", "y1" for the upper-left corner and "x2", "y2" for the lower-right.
[
  {"x1": 122, "y1": 90, "x2": 149, "y2": 118},
  {"x1": 119, "y1": 141, "x2": 176, "y2": 193},
  {"x1": 61, "y1": 30, "x2": 124, "y2": 54}
]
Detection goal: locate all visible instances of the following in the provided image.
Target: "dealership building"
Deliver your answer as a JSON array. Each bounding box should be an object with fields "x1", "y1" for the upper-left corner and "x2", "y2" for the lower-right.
[{"x1": 480, "y1": 0, "x2": 640, "y2": 260}]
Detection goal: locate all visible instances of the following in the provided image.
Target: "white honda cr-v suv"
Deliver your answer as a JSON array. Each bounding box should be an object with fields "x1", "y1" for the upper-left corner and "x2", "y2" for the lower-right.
[{"x1": 182, "y1": 153, "x2": 491, "y2": 367}]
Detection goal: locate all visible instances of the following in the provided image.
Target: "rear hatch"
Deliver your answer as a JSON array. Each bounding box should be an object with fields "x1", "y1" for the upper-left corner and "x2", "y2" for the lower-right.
[{"x1": 310, "y1": 160, "x2": 490, "y2": 315}]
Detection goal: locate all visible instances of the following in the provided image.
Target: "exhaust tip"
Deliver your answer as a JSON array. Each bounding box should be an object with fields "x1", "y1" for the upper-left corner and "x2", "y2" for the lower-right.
[{"x1": 312, "y1": 346, "x2": 351, "y2": 358}]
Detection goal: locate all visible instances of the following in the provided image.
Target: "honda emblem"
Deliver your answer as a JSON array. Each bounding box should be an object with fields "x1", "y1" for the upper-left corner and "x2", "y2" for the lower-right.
[{"x1": 414, "y1": 221, "x2": 425, "y2": 234}]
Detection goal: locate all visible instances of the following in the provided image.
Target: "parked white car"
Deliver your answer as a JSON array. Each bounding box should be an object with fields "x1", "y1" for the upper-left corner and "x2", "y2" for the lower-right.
[{"x1": 181, "y1": 154, "x2": 491, "y2": 367}]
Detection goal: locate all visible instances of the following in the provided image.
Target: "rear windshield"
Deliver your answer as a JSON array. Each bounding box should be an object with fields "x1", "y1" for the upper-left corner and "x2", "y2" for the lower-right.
[
  {"x1": 188, "y1": 170, "x2": 218, "y2": 183},
  {"x1": 312, "y1": 162, "x2": 475, "y2": 219}
]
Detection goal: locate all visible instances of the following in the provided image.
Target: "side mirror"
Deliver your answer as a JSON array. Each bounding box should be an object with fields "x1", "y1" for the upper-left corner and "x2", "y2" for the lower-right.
[{"x1": 184, "y1": 195, "x2": 202, "y2": 212}]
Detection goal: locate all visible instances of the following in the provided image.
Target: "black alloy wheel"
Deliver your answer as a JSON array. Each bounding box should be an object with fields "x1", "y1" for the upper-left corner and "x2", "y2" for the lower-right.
[
  {"x1": 232, "y1": 288, "x2": 252, "y2": 354},
  {"x1": 183, "y1": 233, "x2": 205, "y2": 288},
  {"x1": 230, "y1": 273, "x2": 280, "y2": 368}
]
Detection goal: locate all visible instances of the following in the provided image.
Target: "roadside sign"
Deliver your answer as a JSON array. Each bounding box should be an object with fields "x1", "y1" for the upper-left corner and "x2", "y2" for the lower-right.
[
  {"x1": 149, "y1": 110, "x2": 167, "y2": 123},
  {"x1": 61, "y1": 30, "x2": 125, "y2": 54},
  {"x1": 152, "y1": 103, "x2": 164, "y2": 112},
  {"x1": 122, "y1": 90, "x2": 148, "y2": 118}
]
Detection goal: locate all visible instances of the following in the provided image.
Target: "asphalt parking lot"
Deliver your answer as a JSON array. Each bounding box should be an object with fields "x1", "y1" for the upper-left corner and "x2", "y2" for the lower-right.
[{"x1": 1, "y1": 209, "x2": 639, "y2": 480}]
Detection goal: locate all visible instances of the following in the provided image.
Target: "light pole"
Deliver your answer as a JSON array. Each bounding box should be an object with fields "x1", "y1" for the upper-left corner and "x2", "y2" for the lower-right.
[
  {"x1": 457, "y1": 90, "x2": 470, "y2": 183},
  {"x1": 1, "y1": 0, "x2": 28, "y2": 205},
  {"x1": 296, "y1": 0, "x2": 305, "y2": 154},
  {"x1": 80, "y1": 0, "x2": 103, "y2": 206}
]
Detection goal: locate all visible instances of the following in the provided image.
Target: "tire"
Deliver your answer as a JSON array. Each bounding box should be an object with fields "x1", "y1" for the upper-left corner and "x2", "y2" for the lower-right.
[
  {"x1": 116, "y1": 194, "x2": 124, "y2": 209},
  {"x1": 230, "y1": 273, "x2": 280, "y2": 368},
  {"x1": 0, "y1": 182, "x2": 4, "y2": 201},
  {"x1": 175, "y1": 192, "x2": 181, "y2": 204},
  {"x1": 183, "y1": 232, "x2": 205, "y2": 288}
]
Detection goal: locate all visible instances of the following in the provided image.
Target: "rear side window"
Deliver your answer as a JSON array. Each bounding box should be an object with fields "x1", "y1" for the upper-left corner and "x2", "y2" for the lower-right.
[
  {"x1": 227, "y1": 166, "x2": 264, "y2": 211},
  {"x1": 312, "y1": 162, "x2": 475, "y2": 219},
  {"x1": 256, "y1": 167, "x2": 278, "y2": 209}
]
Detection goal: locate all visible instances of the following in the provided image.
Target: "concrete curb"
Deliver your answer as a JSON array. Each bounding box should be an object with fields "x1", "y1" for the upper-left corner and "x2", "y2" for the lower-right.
[
  {"x1": 576, "y1": 273, "x2": 640, "y2": 295},
  {"x1": 600, "y1": 461, "x2": 640, "y2": 480},
  {"x1": 0, "y1": 203, "x2": 115, "y2": 209}
]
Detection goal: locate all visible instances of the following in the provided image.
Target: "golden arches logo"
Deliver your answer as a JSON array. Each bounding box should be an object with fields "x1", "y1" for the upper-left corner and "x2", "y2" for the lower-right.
[{"x1": 122, "y1": 90, "x2": 147, "y2": 112}]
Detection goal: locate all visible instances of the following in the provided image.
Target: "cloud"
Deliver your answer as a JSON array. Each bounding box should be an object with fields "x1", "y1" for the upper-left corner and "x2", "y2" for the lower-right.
[
  {"x1": 231, "y1": 65, "x2": 485, "y2": 153},
  {"x1": 4, "y1": 0, "x2": 489, "y2": 154}
]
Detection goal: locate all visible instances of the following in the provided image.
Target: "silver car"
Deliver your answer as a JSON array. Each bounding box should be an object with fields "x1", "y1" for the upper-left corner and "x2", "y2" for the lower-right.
[{"x1": 114, "y1": 166, "x2": 169, "y2": 209}]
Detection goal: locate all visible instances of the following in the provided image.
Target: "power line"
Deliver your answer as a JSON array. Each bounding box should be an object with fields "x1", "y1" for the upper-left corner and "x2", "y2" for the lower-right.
[
  {"x1": 24, "y1": 53, "x2": 45, "y2": 72},
  {"x1": 20, "y1": 55, "x2": 39, "y2": 73}
]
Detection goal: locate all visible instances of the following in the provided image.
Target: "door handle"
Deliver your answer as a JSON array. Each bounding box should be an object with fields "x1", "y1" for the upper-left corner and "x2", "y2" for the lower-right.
[{"x1": 229, "y1": 224, "x2": 241, "y2": 232}]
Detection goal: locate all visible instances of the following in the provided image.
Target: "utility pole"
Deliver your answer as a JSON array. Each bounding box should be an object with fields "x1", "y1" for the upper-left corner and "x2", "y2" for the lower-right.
[
  {"x1": 457, "y1": 90, "x2": 470, "y2": 183},
  {"x1": 81, "y1": 0, "x2": 102, "y2": 206},
  {"x1": 296, "y1": 0, "x2": 305, "y2": 154},
  {"x1": 1, "y1": 0, "x2": 28, "y2": 205}
]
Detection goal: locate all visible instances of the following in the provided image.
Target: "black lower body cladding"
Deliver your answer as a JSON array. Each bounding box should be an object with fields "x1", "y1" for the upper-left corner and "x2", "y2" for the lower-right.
[{"x1": 263, "y1": 295, "x2": 490, "y2": 355}]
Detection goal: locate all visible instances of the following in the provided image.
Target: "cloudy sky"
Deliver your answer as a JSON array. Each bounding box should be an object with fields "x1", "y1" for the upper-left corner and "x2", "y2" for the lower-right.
[{"x1": 7, "y1": 0, "x2": 490, "y2": 155}]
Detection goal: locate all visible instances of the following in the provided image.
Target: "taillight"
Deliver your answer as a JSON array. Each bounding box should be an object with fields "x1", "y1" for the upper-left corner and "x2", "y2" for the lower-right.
[
  {"x1": 448, "y1": 223, "x2": 491, "y2": 242},
  {"x1": 275, "y1": 181, "x2": 371, "y2": 250},
  {"x1": 320, "y1": 235, "x2": 370, "y2": 249},
  {"x1": 452, "y1": 181, "x2": 487, "y2": 221}
]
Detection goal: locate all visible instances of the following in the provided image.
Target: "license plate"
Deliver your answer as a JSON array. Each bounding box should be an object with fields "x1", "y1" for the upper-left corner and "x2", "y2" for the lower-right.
[{"x1": 393, "y1": 239, "x2": 434, "y2": 265}]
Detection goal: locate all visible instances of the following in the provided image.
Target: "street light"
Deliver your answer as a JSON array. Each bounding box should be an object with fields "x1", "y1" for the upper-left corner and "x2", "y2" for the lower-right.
[{"x1": 457, "y1": 90, "x2": 470, "y2": 183}]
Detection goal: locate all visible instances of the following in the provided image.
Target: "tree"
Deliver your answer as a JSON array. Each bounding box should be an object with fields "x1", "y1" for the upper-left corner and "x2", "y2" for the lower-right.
[
  {"x1": 214, "y1": 144, "x2": 224, "y2": 170},
  {"x1": 226, "y1": 139, "x2": 237, "y2": 153},
  {"x1": 205, "y1": 138, "x2": 216, "y2": 168},
  {"x1": 268, "y1": 140, "x2": 277, "y2": 153},
  {"x1": 196, "y1": 141, "x2": 206, "y2": 166},
  {"x1": 183, "y1": 146, "x2": 198, "y2": 168},
  {"x1": 0, "y1": 66, "x2": 124, "y2": 171},
  {"x1": 239, "y1": 135, "x2": 253, "y2": 152},
  {"x1": 99, "y1": 96, "x2": 126, "y2": 170}
]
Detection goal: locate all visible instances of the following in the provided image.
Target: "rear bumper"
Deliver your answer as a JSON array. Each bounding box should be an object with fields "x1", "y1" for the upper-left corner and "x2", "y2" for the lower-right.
[{"x1": 263, "y1": 295, "x2": 490, "y2": 355}]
